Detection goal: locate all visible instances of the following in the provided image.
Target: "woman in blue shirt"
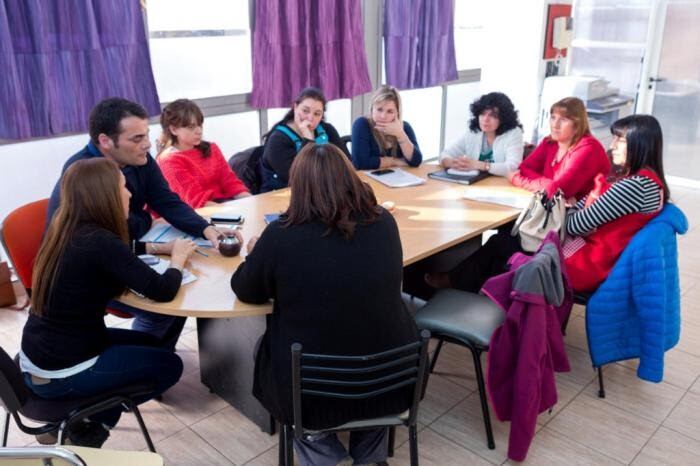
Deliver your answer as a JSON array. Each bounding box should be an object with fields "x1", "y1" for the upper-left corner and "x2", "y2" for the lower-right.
[{"x1": 351, "y1": 85, "x2": 422, "y2": 169}]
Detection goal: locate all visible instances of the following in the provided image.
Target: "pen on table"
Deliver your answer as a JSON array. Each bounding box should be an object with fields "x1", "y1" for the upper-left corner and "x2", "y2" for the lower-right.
[{"x1": 194, "y1": 248, "x2": 209, "y2": 257}]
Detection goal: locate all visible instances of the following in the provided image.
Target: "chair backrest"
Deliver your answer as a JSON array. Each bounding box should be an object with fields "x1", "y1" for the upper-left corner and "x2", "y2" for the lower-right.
[
  {"x1": 339, "y1": 135, "x2": 352, "y2": 158},
  {"x1": 0, "y1": 346, "x2": 29, "y2": 414},
  {"x1": 290, "y1": 329, "x2": 430, "y2": 437},
  {"x1": 0, "y1": 199, "x2": 49, "y2": 294},
  {"x1": 228, "y1": 146, "x2": 265, "y2": 194}
]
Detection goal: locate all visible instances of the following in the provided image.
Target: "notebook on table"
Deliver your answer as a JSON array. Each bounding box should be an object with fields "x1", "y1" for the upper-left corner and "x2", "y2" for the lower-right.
[
  {"x1": 140, "y1": 224, "x2": 211, "y2": 248},
  {"x1": 364, "y1": 168, "x2": 425, "y2": 188},
  {"x1": 428, "y1": 168, "x2": 490, "y2": 185}
]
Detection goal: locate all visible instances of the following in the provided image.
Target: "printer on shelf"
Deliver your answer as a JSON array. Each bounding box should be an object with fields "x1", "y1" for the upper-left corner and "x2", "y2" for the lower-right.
[{"x1": 538, "y1": 75, "x2": 633, "y2": 144}]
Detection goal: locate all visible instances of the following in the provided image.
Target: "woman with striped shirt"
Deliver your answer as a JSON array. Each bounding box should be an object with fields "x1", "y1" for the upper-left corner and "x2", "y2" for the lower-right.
[{"x1": 563, "y1": 114, "x2": 669, "y2": 292}]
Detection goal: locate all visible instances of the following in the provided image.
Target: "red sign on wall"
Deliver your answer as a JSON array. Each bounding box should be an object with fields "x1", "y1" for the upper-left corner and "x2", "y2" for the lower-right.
[{"x1": 543, "y1": 4, "x2": 573, "y2": 59}]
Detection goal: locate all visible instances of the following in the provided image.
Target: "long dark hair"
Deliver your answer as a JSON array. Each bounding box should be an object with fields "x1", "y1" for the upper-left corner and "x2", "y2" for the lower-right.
[
  {"x1": 262, "y1": 87, "x2": 327, "y2": 143},
  {"x1": 611, "y1": 114, "x2": 670, "y2": 201},
  {"x1": 158, "y1": 99, "x2": 211, "y2": 157},
  {"x1": 469, "y1": 92, "x2": 522, "y2": 135},
  {"x1": 32, "y1": 159, "x2": 129, "y2": 316},
  {"x1": 283, "y1": 143, "x2": 380, "y2": 239}
]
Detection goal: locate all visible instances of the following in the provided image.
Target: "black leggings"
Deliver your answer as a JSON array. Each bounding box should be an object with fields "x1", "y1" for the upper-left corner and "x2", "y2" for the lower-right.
[{"x1": 448, "y1": 230, "x2": 523, "y2": 293}]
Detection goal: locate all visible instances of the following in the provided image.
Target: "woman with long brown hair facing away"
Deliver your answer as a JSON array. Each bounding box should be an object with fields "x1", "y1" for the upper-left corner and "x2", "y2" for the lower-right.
[
  {"x1": 231, "y1": 143, "x2": 419, "y2": 466},
  {"x1": 20, "y1": 158, "x2": 194, "y2": 447}
]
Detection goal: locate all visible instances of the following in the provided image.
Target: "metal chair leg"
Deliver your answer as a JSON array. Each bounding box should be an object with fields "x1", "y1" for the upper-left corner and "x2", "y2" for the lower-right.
[
  {"x1": 387, "y1": 426, "x2": 396, "y2": 457},
  {"x1": 471, "y1": 348, "x2": 495, "y2": 450},
  {"x1": 597, "y1": 366, "x2": 606, "y2": 398},
  {"x1": 128, "y1": 402, "x2": 156, "y2": 453},
  {"x1": 429, "y1": 339, "x2": 444, "y2": 373},
  {"x1": 278, "y1": 425, "x2": 287, "y2": 466},
  {"x1": 2, "y1": 411, "x2": 9, "y2": 447},
  {"x1": 408, "y1": 424, "x2": 419, "y2": 466},
  {"x1": 284, "y1": 425, "x2": 294, "y2": 466}
]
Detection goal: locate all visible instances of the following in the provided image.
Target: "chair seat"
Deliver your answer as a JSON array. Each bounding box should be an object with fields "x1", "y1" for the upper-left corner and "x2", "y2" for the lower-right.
[
  {"x1": 305, "y1": 410, "x2": 409, "y2": 435},
  {"x1": 20, "y1": 382, "x2": 154, "y2": 423},
  {"x1": 414, "y1": 289, "x2": 504, "y2": 347}
]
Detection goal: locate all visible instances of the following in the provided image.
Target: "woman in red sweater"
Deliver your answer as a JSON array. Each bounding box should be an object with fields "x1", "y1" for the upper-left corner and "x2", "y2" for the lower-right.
[
  {"x1": 509, "y1": 97, "x2": 610, "y2": 201},
  {"x1": 157, "y1": 99, "x2": 250, "y2": 209}
]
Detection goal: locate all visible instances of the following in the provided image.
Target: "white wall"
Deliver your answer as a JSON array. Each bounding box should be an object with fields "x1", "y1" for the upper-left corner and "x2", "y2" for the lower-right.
[
  {"x1": 480, "y1": 0, "x2": 571, "y2": 144},
  {"x1": 0, "y1": 134, "x2": 85, "y2": 221}
]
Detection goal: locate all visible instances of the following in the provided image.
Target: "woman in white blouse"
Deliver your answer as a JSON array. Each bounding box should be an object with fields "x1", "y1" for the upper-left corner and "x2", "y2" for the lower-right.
[{"x1": 441, "y1": 92, "x2": 524, "y2": 177}]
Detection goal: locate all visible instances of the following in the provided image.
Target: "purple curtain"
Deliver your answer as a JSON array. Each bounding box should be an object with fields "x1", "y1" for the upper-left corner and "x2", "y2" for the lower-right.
[
  {"x1": 0, "y1": 0, "x2": 160, "y2": 140},
  {"x1": 384, "y1": 0, "x2": 458, "y2": 90},
  {"x1": 251, "y1": 0, "x2": 372, "y2": 108}
]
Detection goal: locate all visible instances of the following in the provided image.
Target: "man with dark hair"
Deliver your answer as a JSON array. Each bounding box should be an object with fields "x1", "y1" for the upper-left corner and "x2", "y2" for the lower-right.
[{"x1": 47, "y1": 97, "x2": 227, "y2": 349}]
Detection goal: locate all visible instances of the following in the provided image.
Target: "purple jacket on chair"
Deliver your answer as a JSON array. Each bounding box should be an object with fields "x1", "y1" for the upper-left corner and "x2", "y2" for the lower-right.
[{"x1": 482, "y1": 231, "x2": 573, "y2": 461}]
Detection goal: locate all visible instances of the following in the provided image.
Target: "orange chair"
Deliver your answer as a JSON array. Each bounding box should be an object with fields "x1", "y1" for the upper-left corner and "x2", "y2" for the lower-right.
[
  {"x1": 0, "y1": 199, "x2": 49, "y2": 295},
  {"x1": 0, "y1": 199, "x2": 132, "y2": 318}
]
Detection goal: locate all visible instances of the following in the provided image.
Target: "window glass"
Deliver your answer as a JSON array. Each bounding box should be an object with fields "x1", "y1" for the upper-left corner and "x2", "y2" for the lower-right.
[
  {"x1": 146, "y1": 0, "x2": 252, "y2": 101},
  {"x1": 400, "y1": 86, "x2": 443, "y2": 160},
  {"x1": 443, "y1": 82, "x2": 482, "y2": 154},
  {"x1": 454, "y1": 1, "x2": 487, "y2": 70}
]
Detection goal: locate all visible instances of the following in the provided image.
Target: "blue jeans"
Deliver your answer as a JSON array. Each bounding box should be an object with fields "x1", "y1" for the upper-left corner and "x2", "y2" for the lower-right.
[
  {"x1": 108, "y1": 300, "x2": 187, "y2": 351},
  {"x1": 24, "y1": 328, "x2": 183, "y2": 427}
]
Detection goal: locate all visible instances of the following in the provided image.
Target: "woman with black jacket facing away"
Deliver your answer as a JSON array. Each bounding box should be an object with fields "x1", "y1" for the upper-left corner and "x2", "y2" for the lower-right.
[{"x1": 232, "y1": 143, "x2": 418, "y2": 466}]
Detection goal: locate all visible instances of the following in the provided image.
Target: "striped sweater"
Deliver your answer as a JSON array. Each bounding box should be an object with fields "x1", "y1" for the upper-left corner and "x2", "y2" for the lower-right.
[{"x1": 566, "y1": 175, "x2": 662, "y2": 237}]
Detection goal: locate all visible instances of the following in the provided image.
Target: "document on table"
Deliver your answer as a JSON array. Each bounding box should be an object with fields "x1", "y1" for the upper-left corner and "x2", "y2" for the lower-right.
[
  {"x1": 365, "y1": 168, "x2": 426, "y2": 188},
  {"x1": 140, "y1": 223, "x2": 211, "y2": 248},
  {"x1": 462, "y1": 187, "x2": 532, "y2": 209},
  {"x1": 150, "y1": 259, "x2": 197, "y2": 285}
]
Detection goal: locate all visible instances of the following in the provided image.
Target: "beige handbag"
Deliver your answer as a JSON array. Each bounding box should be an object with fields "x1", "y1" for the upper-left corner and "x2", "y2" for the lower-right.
[{"x1": 511, "y1": 191, "x2": 567, "y2": 252}]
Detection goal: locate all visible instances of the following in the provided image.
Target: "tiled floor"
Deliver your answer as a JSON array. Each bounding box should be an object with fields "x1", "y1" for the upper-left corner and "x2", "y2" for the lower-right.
[{"x1": 1, "y1": 185, "x2": 698, "y2": 465}]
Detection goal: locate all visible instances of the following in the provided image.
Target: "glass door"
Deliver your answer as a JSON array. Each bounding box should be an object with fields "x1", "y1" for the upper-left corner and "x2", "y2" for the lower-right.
[{"x1": 646, "y1": 0, "x2": 700, "y2": 180}]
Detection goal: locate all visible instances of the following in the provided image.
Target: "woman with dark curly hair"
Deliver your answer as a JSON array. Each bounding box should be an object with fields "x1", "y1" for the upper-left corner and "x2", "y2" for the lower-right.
[{"x1": 440, "y1": 92, "x2": 524, "y2": 176}]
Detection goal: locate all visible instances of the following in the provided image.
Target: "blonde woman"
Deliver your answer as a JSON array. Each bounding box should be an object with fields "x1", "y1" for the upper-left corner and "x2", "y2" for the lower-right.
[{"x1": 351, "y1": 85, "x2": 423, "y2": 169}]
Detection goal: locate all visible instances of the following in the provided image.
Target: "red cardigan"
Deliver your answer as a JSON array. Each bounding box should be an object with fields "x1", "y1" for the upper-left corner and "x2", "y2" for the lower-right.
[
  {"x1": 157, "y1": 143, "x2": 249, "y2": 209},
  {"x1": 565, "y1": 169, "x2": 664, "y2": 292},
  {"x1": 511, "y1": 134, "x2": 610, "y2": 200}
]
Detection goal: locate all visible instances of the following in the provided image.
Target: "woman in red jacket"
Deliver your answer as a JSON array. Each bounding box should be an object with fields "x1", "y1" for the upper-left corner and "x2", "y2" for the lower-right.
[
  {"x1": 509, "y1": 97, "x2": 610, "y2": 200},
  {"x1": 157, "y1": 99, "x2": 250, "y2": 209}
]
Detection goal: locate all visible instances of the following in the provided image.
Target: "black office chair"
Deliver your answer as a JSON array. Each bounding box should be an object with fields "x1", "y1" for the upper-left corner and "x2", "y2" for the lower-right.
[
  {"x1": 413, "y1": 289, "x2": 505, "y2": 450},
  {"x1": 0, "y1": 346, "x2": 157, "y2": 452},
  {"x1": 339, "y1": 135, "x2": 352, "y2": 159},
  {"x1": 279, "y1": 329, "x2": 431, "y2": 466}
]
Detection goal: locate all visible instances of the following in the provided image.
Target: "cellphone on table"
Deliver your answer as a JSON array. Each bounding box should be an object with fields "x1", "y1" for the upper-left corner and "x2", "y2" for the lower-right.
[
  {"x1": 139, "y1": 254, "x2": 160, "y2": 266},
  {"x1": 210, "y1": 213, "x2": 245, "y2": 225},
  {"x1": 371, "y1": 169, "x2": 395, "y2": 176}
]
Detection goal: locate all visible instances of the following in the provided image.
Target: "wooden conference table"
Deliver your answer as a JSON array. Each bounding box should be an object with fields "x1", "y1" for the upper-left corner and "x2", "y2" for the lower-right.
[{"x1": 119, "y1": 164, "x2": 530, "y2": 433}]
